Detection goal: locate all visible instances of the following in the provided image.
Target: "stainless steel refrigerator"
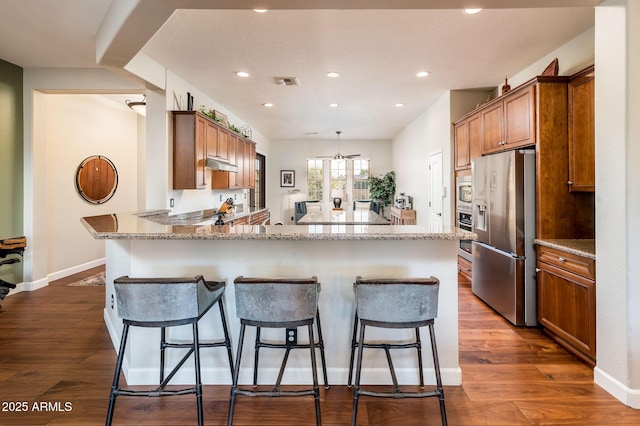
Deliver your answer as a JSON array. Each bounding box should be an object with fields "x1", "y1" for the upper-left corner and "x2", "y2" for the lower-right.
[{"x1": 471, "y1": 149, "x2": 537, "y2": 326}]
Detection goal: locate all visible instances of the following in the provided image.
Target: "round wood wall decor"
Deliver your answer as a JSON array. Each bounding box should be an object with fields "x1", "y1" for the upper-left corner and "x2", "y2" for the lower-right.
[{"x1": 75, "y1": 155, "x2": 118, "y2": 204}]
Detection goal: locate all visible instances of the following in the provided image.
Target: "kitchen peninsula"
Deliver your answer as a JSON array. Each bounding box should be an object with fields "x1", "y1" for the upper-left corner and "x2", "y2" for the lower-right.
[{"x1": 82, "y1": 209, "x2": 474, "y2": 387}]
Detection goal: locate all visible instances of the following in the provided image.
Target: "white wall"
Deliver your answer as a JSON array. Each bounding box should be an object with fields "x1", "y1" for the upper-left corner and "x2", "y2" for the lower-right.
[
  {"x1": 22, "y1": 68, "x2": 141, "y2": 288},
  {"x1": 392, "y1": 92, "x2": 453, "y2": 227},
  {"x1": 45, "y1": 94, "x2": 138, "y2": 278},
  {"x1": 593, "y1": 0, "x2": 640, "y2": 408},
  {"x1": 267, "y1": 137, "x2": 392, "y2": 223}
]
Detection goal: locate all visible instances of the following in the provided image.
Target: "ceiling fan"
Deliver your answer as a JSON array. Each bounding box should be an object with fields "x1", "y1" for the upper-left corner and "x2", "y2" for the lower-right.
[{"x1": 318, "y1": 131, "x2": 361, "y2": 160}]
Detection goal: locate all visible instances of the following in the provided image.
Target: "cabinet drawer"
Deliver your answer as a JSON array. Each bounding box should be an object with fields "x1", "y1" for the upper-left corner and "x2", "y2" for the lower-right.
[{"x1": 537, "y1": 246, "x2": 595, "y2": 279}]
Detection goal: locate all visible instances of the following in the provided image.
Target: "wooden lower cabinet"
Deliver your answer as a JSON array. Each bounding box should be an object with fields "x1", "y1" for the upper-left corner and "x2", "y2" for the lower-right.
[
  {"x1": 249, "y1": 209, "x2": 270, "y2": 225},
  {"x1": 536, "y1": 245, "x2": 596, "y2": 366},
  {"x1": 390, "y1": 207, "x2": 416, "y2": 225},
  {"x1": 457, "y1": 256, "x2": 472, "y2": 281}
]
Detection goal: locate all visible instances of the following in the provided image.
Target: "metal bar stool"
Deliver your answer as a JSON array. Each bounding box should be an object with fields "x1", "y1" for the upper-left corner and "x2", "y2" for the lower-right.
[
  {"x1": 350, "y1": 276, "x2": 447, "y2": 426},
  {"x1": 228, "y1": 276, "x2": 322, "y2": 426},
  {"x1": 107, "y1": 275, "x2": 234, "y2": 426}
]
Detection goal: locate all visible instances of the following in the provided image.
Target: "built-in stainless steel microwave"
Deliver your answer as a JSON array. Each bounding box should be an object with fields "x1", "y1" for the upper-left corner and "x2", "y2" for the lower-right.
[{"x1": 456, "y1": 176, "x2": 472, "y2": 212}]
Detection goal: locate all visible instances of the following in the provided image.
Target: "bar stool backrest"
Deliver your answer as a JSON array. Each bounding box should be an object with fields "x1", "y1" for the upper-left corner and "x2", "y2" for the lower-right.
[
  {"x1": 114, "y1": 275, "x2": 224, "y2": 323},
  {"x1": 355, "y1": 277, "x2": 439, "y2": 324},
  {"x1": 234, "y1": 277, "x2": 319, "y2": 323}
]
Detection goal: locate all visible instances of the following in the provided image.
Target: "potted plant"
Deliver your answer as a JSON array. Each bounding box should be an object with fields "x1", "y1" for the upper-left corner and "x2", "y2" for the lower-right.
[{"x1": 369, "y1": 171, "x2": 396, "y2": 217}]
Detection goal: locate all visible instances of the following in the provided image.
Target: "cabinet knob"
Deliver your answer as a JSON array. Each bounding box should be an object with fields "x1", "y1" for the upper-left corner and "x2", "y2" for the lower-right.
[
  {"x1": 558, "y1": 257, "x2": 566, "y2": 262},
  {"x1": 567, "y1": 181, "x2": 574, "y2": 186},
  {"x1": 535, "y1": 268, "x2": 541, "y2": 273}
]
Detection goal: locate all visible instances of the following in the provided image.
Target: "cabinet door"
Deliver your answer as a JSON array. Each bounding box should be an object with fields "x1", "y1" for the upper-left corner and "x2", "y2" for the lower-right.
[
  {"x1": 194, "y1": 115, "x2": 207, "y2": 188},
  {"x1": 454, "y1": 120, "x2": 470, "y2": 170},
  {"x1": 233, "y1": 138, "x2": 245, "y2": 188},
  {"x1": 173, "y1": 112, "x2": 208, "y2": 189},
  {"x1": 217, "y1": 129, "x2": 229, "y2": 161},
  {"x1": 206, "y1": 121, "x2": 218, "y2": 158},
  {"x1": 504, "y1": 85, "x2": 536, "y2": 149},
  {"x1": 481, "y1": 102, "x2": 504, "y2": 154},
  {"x1": 468, "y1": 113, "x2": 483, "y2": 161},
  {"x1": 537, "y1": 261, "x2": 596, "y2": 365},
  {"x1": 568, "y1": 70, "x2": 595, "y2": 192}
]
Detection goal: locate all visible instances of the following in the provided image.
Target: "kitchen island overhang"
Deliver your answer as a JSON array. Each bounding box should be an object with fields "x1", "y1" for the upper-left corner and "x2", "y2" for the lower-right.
[{"x1": 82, "y1": 210, "x2": 475, "y2": 387}]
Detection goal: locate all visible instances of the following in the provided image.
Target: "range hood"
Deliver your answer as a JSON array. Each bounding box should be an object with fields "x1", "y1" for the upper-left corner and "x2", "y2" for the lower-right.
[{"x1": 206, "y1": 157, "x2": 238, "y2": 172}]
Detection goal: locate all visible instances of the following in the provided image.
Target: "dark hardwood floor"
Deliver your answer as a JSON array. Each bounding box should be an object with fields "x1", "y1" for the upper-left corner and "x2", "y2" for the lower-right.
[{"x1": 0, "y1": 266, "x2": 639, "y2": 425}]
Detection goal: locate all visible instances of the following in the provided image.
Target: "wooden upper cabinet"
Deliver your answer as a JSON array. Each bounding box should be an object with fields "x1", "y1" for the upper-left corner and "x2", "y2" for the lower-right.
[
  {"x1": 454, "y1": 112, "x2": 482, "y2": 171},
  {"x1": 173, "y1": 112, "x2": 207, "y2": 189},
  {"x1": 482, "y1": 83, "x2": 535, "y2": 154},
  {"x1": 454, "y1": 119, "x2": 470, "y2": 170},
  {"x1": 568, "y1": 65, "x2": 595, "y2": 192},
  {"x1": 217, "y1": 129, "x2": 229, "y2": 162},
  {"x1": 206, "y1": 121, "x2": 218, "y2": 159},
  {"x1": 468, "y1": 113, "x2": 483, "y2": 161},
  {"x1": 481, "y1": 101, "x2": 504, "y2": 153}
]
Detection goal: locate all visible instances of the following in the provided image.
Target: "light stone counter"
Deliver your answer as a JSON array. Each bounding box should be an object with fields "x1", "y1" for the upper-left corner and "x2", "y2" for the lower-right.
[
  {"x1": 81, "y1": 210, "x2": 474, "y2": 241},
  {"x1": 83, "y1": 210, "x2": 475, "y2": 388},
  {"x1": 534, "y1": 239, "x2": 596, "y2": 260}
]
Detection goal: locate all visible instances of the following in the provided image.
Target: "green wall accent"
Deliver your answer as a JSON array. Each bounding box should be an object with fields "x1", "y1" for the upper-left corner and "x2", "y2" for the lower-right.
[{"x1": 0, "y1": 58, "x2": 23, "y2": 283}]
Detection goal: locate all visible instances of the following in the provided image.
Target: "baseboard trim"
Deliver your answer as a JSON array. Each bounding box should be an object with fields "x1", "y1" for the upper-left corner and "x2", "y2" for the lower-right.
[
  {"x1": 48, "y1": 258, "x2": 105, "y2": 282},
  {"x1": 594, "y1": 366, "x2": 640, "y2": 408}
]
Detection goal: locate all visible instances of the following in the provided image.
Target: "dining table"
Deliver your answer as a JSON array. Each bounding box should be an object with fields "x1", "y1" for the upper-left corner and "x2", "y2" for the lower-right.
[{"x1": 297, "y1": 209, "x2": 391, "y2": 225}]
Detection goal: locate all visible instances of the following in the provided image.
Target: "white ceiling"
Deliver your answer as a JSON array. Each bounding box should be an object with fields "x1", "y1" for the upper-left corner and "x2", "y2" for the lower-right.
[{"x1": 0, "y1": 1, "x2": 596, "y2": 140}]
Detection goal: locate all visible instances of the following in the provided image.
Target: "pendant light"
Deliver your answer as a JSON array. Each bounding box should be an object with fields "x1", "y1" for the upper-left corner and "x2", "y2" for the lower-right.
[{"x1": 126, "y1": 95, "x2": 146, "y2": 116}]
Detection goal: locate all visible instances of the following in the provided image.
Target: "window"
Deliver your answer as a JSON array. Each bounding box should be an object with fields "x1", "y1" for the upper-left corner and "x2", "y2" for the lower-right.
[
  {"x1": 330, "y1": 159, "x2": 347, "y2": 194},
  {"x1": 306, "y1": 159, "x2": 323, "y2": 201},
  {"x1": 353, "y1": 159, "x2": 370, "y2": 201},
  {"x1": 307, "y1": 158, "x2": 371, "y2": 208}
]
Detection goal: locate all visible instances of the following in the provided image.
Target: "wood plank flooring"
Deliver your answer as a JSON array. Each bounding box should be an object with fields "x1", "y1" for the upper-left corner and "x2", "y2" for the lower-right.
[{"x1": 0, "y1": 267, "x2": 638, "y2": 425}]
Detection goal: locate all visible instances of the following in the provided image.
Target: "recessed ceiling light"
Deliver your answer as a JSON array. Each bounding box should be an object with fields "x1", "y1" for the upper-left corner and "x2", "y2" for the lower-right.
[
  {"x1": 262, "y1": 103, "x2": 274, "y2": 107},
  {"x1": 236, "y1": 71, "x2": 250, "y2": 78},
  {"x1": 327, "y1": 71, "x2": 340, "y2": 78},
  {"x1": 329, "y1": 103, "x2": 339, "y2": 108},
  {"x1": 464, "y1": 8, "x2": 482, "y2": 14},
  {"x1": 416, "y1": 71, "x2": 430, "y2": 78},
  {"x1": 253, "y1": 9, "x2": 268, "y2": 13},
  {"x1": 395, "y1": 103, "x2": 405, "y2": 107}
]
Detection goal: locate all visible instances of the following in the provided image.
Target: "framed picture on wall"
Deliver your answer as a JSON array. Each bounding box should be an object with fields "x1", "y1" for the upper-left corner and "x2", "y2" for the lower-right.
[{"x1": 280, "y1": 170, "x2": 295, "y2": 187}]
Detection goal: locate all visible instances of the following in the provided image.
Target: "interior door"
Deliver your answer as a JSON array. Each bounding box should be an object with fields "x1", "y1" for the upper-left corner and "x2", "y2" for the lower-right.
[{"x1": 428, "y1": 150, "x2": 443, "y2": 231}]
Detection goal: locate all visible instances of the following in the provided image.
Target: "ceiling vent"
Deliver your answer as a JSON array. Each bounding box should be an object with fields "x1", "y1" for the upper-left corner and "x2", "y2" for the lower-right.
[{"x1": 275, "y1": 77, "x2": 300, "y2": 86}]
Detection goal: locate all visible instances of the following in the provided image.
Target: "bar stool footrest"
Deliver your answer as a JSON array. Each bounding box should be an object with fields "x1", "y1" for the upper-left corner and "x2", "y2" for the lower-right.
[
  {"x1": 358, "y1": 389, "x2": 443, "y2": 399},
  {"x1": 234, "y1": 388, "x2": 318, "y2": 398},
  {"x1": 116, "y1": 387, "x2": 198, "y2": 397}
]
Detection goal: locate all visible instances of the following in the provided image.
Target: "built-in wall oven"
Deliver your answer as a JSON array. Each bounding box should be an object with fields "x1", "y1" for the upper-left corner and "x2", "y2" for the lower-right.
[{"x1": 456, "y1": 176, "x2": 473, "y2": 262}]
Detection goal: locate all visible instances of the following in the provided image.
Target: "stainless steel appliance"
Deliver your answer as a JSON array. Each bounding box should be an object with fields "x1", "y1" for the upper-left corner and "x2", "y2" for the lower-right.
[
  {"x1": 472, "y1": 149, "x2": 537, "y2": 326},
  {"x1": 394, "y1": 193, "x2": 413, "y2": 210},
  {"x1": 455, "y1": 176, "x2": 473, "y2": 262}
]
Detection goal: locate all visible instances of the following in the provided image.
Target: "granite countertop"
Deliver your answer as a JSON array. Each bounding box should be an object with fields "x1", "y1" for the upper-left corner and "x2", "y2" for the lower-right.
[
  {"x1": 297, "y1": 209, "x2": 390, "y2": 225},
  {"x1": 81, "y1": 210, "x2": 476, "y2": 242},
  {"x1": 534, "y1": 239, "x2": 596, "y2": 260}
]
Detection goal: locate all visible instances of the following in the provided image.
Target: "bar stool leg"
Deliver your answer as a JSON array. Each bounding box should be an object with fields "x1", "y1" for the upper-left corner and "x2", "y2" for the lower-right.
[
  {"x1": 347, "y1": 312, "x2": 359, "y2": 388},
  {"x1": 415, "y1": 327, "x2": 425, "y2": 389},
  {"x1": 217, "y1": 299, "x2": 235, "y2": 378},
  {"x1": 350, "y1": 323, "x2": 366, "y2": 426},
  {"x1": 228, "y1": 323, "x2": 246, "y2": 426},
  {"x1": 160, "y1": 327, "x2": 167, "y2": 383},
  {"x1": 308, "y1": 323, "x2": 322, "y2": 426},
  {"x1": 192, "y1": 322, "x2": 204, "y2": 426},
  {"x1": 106, "y1": 323, "x2": 129, "y2": 426},
  {"x1": 429, "y1": 323, "x2": 447, "y2": 426},
  {"x1": 252, "y1": 327, "x2": 262, "y2": 387},
  {"x1": 315, "y1": 311, "x2": 330, "y2": 389}
]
